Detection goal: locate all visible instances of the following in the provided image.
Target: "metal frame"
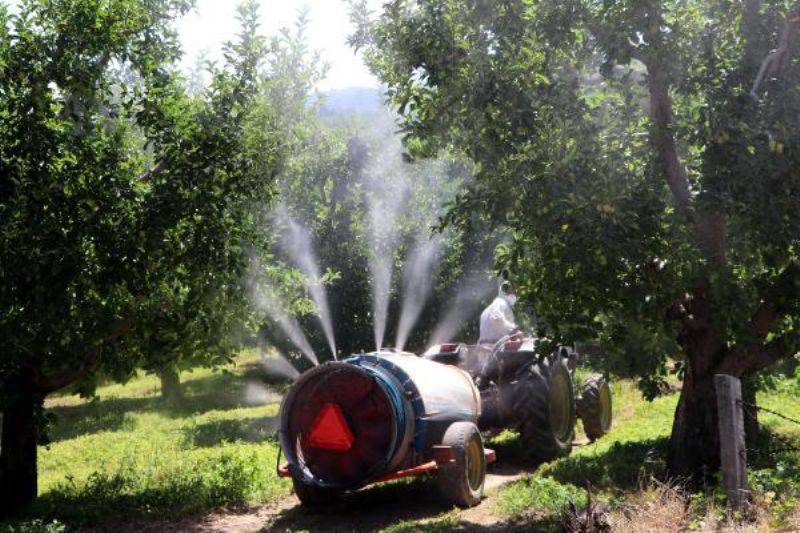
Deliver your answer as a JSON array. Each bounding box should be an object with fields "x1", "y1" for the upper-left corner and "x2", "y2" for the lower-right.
[{"x1": 278, "y1": 447, "x2": 496, "y2": 483}]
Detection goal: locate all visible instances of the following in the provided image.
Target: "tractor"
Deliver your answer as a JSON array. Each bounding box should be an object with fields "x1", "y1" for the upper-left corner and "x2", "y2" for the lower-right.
[{"x1": 424, "y1": 334, "x2": 613, "y2": 460}]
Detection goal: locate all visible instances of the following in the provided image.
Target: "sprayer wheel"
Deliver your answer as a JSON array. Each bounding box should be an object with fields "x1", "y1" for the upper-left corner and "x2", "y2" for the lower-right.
[
  {"x1": 291, "y1": 476, "x2": 340, "y2": 506},
  {"x1": 436, "y1": 421, "x2": 486, "y2": 508}
]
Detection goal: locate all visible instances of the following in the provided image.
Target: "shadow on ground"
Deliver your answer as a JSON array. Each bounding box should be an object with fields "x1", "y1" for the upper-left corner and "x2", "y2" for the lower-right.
[
  {"x1": 257, "y1": 436, "x2": 670, "y2": 532},
  {"x1": 748, "y1": 427, "x2": 800, "y2": 469},
  {"x1": 542, "y1": 437, "x2": 670, "y2": 490},
  {"x1": 46, "y1": 363, "x2": 280, "y2": 443},
  {"x1": 30, "y1": 430, "x2": 676, "y2": 531},
  {"x1": 182, "y1": 416, "x2": 278, "y2": 447},
  {"x1": 256, "y1": 433, "x2": 553, "y2": 533},
  {"x1": 261, "y1": 478, "x2": 552, "y2": 533}
]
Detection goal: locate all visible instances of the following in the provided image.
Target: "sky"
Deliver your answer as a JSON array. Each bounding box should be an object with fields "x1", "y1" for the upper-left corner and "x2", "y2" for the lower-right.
[{"x1": 176, "y1": 0, "x2": 381, "y2": 91}]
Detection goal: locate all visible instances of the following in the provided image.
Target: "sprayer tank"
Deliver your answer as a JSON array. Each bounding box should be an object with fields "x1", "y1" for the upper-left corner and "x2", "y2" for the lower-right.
[{"x1": 278, "y1": 352, "x2": 480, "y2": 490}]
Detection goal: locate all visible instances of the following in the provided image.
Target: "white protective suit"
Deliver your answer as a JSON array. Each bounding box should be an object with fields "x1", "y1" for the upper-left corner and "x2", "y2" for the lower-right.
[{"x1": 478, "y1": 292, "x2": 518, "y2": 344}]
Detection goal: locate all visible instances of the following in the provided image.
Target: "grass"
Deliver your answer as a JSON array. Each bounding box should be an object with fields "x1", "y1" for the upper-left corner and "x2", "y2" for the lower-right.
[
  {"x1": 383, "y1": 512, "x2": 461, "y2": 533},
  {"x1": 5, "y1": 350, "x2": 290, "y2": 530},
  {"x1": 755, "y1": 377, "x2": 800, "y2": 441},
  {"x1": 496, "y1": 476, "x2": 587, "y2": 518},
  {"x1": 4, "y1": 355, "x2": 800, "y2": 531},
  {"x1": 491, "y1": 375, "x2": 800, "y2": 531},
  {"x1": 745, "y1": 378, "x2": 800, "y2": 531},
  {"x1": 492, "y1": 379, "x2": 672, "y2": 519}
]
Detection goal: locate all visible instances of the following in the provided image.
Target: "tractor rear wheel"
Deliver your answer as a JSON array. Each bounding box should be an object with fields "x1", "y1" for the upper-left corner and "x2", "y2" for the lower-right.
[
  {"x1": 516, "y1": 353, "x2": 576, "y2": 461},
  {"x1": 577, "y1": 374, "x2": 613, "y2": 441},
  {"x1": 292, "y1": 476, "x2": 340, "y2": 506},
  {"x1": 436, "y1": 421, "x2": 486, "y2": 507}
]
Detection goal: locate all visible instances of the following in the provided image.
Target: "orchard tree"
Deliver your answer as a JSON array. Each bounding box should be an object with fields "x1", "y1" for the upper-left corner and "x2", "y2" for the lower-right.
[
  {"x1": 257, "y1": 12, "x2": 496, "y2": 357},
  {"x1": 0, "y1": 0, "x2": 281, "y2": 516},
  {"x1": 352, "y1": 0, "x2": 800, "y2": 478},
  {"x1": 133, "y1": 2, "x2": 285, "y2": 402}
]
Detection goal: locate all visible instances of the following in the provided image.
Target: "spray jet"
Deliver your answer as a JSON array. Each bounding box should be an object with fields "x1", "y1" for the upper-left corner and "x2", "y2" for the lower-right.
[
  {"x1": 395, "y1": 234, "x2": 444, "y2": 351},
  {"x1": 275, "y1": 207, "x2": 337, "y2": 360},
  {"x1": 246, "y1": 257, "x2": 319, "y2": 366},
  {"x1": 428, "y1": 270, "x2": 495, "y2": 346}
]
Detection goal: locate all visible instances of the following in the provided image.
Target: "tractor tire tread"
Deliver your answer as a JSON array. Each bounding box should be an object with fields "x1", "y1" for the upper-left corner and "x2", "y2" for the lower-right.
[
  {"x1": 516, "y1": 353, "x2": 576, "y2": 461},
  {"x1": 576, "y1": 374, "x2": 612, "y2": 441}
]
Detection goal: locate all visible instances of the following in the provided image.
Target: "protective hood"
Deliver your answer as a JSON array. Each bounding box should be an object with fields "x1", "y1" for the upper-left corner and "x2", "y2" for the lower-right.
[{"x1": 497, "y1": 284, "x2": 517, "y2": 307}]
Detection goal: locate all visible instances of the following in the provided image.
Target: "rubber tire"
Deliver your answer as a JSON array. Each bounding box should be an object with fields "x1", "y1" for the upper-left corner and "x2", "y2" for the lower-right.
[
  {"x1": 576, "y1": 374, "x2": 613, "y2": 441},
  {"x1": 292, "y1": 475, "x2": 340, "y2": 506},
  {"x1": 516, "y1": 353, "x2": 576, "y2": 461},
  {"x1": 436, "y1": 422, "x2": 486, "y2": 508}
]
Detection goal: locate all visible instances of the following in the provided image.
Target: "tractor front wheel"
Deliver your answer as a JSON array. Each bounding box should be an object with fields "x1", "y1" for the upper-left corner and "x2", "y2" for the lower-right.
[
  {"x1": 436, "y1": 421, "x2": 486, "y2": 507},
  {"x1": 577, "y1": 374, "x2": 613, "y2": 441}
]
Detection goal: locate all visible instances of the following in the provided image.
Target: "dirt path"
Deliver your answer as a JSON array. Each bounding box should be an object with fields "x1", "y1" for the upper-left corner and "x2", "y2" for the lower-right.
[
  {"x1": 108, "y1": 440, "x2": 595, "y2": 532},
  {"x1": 115, "y1": 463, "x2": 536, "y2": 533},
  {"x1": 200, "y1": 467, "x2": 527, "y2": 532}
]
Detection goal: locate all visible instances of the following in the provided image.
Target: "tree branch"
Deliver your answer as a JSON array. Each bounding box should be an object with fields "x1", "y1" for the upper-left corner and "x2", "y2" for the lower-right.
[
  {"x1": 138, "y1": 161, "x2": 166, "y2": 182},
  {"x1": 716, "y1": 262, "x2": 800, "y2": 376},
  {"x1": 32, "y1": 315, "x2": 134, "y2": 394},
  {"x1": 750, "y1": 10, "x2": 800, "y2": 100},
  {"x1": 32, "y1": 347, "x2": 102, "y2": 394},
  {"x1": 645, "y1": 59, "x2": 728, "y2": 266},
  {"x1": 643, "y1": 59, "x2": 693, "y2": 216},
  {"x1": 717, "y1": 336, "x2": 790, "y2": 376},
  {"x1": 641, "y1": 0, "x2": 730, "y2": 268}
]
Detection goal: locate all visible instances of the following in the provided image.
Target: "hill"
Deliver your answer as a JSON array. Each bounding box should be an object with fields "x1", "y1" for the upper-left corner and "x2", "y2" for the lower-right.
[{"x1": 319, "y1": 86, "x2": 385, "y2": 117}]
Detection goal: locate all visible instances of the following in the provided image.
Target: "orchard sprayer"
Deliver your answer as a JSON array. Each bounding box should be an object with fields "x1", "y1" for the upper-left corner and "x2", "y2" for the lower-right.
[{"x1": 276, "y1": 335, "x2": 612, "y2": 507}]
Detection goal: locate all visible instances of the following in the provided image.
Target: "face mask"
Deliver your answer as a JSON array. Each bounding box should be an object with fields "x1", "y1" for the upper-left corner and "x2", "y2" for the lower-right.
[{"x1": 506, "y1": 294, "x2": 517, "y2": 306}]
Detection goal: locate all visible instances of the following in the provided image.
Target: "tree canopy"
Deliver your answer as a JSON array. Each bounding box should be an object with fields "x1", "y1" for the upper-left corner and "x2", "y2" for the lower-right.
[
  {"x1": 352, "y1": 0, "x2": 800, "y2": 477},
  {"x1": 0, "y1": 0, "x2": 282, "y2": 515}
]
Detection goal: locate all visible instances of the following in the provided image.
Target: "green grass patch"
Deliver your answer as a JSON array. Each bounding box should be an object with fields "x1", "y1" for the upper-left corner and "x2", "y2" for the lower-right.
[
  {"x1": 757, "y1": 378, "x2": 800, "y2": 440},
  {"x1": 495, "y1": 375, "x2": 800, "y2": 527},
  {"x1": 6, "y1": 350, "x2": 290, "y2": 529},
  {"x1": 383, "y1": 512, "x2": 460, "y2": 533},
  {"x1": 494, "y1": 378, "x2": 677, "y2": 521},
  {"x1": 538, "y1": 381, "x2": 676, "y2": 491},
  {"x1": 496, "y1": 476, "x2": 586, "y2": 518},
  {"x1": 36, "y1": 444, "x2": 284, "y2": 524},
  {"x1": 490, "y1": 378, "x2": 678, "y2": 524},
  {"x1": 745, "y1": 378, "x2": 800, "y2": 526}
]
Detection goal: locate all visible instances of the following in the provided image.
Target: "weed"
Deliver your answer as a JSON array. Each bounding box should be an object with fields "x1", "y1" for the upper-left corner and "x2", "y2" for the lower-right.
[
  {"x1": 497, "y1": 476, "x2": 586, "y2": 518},
  {"x1": 0, "y1": 519, "x2": 66, "y2": 533},
  {"x1": 384, "y1": 512, "x2": 460, "y2": 533}
]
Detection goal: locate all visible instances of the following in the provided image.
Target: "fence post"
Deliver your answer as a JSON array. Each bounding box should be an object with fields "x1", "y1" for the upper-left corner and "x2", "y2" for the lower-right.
[{"x1": 715, "y1": 374, "x2": 748, "y2": 511}]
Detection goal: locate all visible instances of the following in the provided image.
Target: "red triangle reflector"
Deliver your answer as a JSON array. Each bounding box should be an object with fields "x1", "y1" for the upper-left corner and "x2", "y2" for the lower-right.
[{"x1": 308, "y1": 403, "x2": 354, "y2": 452}]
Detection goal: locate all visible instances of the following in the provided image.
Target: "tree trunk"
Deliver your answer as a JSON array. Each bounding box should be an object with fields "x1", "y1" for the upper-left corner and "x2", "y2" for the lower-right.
[
  {"x1": 159, "y1": 368, "x2": 183, "y2": 403},
  {"x1": 741, "y1": 375, "x2": 760, "y2": 448},
  {"x1": 667, "y1": 368, "x2": 720, "y2": 481},
  {"x1": 668, "y1": 312, "x2": 766, "y2": 479},
  {"x1": 0, "y1": 393, "x2": 38, "y2": 519}
]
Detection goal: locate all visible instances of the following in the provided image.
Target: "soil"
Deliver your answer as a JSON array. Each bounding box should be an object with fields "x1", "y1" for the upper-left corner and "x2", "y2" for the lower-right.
[{"x1": 98, "y1": 459, "x2": 548, "y2": 533}]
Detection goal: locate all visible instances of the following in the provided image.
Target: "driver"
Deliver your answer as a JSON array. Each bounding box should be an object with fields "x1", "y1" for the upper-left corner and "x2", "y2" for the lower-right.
[{"x1": 478, "y1": 280, "x2": 519, "y2": 345}]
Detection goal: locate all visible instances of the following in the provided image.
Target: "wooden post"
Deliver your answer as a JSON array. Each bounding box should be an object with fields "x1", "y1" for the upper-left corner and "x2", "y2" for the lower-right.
[{"x1": 715, "y1": 374, "x2": 748, "y2": 511}]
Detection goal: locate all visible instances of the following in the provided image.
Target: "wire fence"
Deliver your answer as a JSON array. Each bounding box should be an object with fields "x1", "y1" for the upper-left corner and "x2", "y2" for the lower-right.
[{"x1": 740, "y1": 400, "x2": 800, "y2": 458}]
